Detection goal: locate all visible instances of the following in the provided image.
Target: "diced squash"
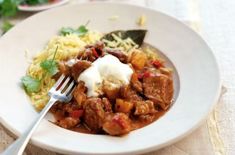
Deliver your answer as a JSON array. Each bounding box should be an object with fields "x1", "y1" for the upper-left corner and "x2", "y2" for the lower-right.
[
  {"x1": 103, "y1": 84, "x2": 120, "y2": 100},
  {"x1": 131, "y1": 72, "x2": 143, "y2": 92},
  {"x1": 130, "y1": 50, "x2": 147, "y2": 70},
  {"x1": 115, "y1": 99, "x2": 134, "y2": 113}
]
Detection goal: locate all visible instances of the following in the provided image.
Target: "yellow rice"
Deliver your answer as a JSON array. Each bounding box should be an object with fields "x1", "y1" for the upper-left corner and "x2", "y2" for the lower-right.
[{"x1": 27, "y1": 31, "x2": 102, "y2": 110}]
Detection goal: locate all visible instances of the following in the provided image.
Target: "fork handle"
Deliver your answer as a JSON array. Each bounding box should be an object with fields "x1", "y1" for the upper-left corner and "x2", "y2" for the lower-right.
[{"x1": 1, "y1": 98, "x2": 57, "y2": 155}]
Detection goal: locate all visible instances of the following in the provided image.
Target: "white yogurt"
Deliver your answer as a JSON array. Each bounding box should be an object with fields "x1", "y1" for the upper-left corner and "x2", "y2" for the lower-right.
[
  {"x1": 78, "y1": 54, "x2": 133, "y2": 97},
  {"x1": 66, "y1": 58, "x2": 78, "y2": 67}
]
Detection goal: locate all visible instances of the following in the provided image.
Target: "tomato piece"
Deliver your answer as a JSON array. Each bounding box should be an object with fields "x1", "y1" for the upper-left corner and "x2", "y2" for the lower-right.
[
  {"x1": 143, "y1": 71, "x2": 151, "y2": 78},
  {"x1": 138, "y1": 73, "x2": 144, "y2": 79},
  {"x1": 91, "y1": 48, "x2": 99, "y2": 58},
  {"x1": 151, "y1": 60, "x2": 163, "y2": 68},
  {"x1": 112, "y1": 115, "x2": 126, "y2": 129},
  {"x1": 138, "y1": 71, "x2": 153, "y2": 79},
  {"x1": 70, "y1": 110, "x2": 84, "y2": 118}
]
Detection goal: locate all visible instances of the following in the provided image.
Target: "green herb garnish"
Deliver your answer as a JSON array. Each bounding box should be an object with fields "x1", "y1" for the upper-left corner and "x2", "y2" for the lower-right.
[
  {"x1": 1, "y1": 20, "x2": 14, "y2": 34},
  {"x1": 0, "y1": 0, "x2": 18, "y2": 17},
  {"x1": 60, "y1": 25, "x2": 88, "y2": 36},
  {"x1": 0, "y1": 0, "x2": 18, "y2": 34},
  {"x1": 101, "y1": 29, "x2": 147, "y2": 47},
  {"x1": 21, "y1": 46, "x2": 59, "y2": 94},
  {"x1": 40, "y1": 59, "x2": 58, "y2": 76},
  {"x1": 0, "y1": 0, "x2": 50, "y2": 19},
  {"x1": 21, "y1": 0, "x2": 48, "y2": 5},
  {"x1": 21, "y1": 75, "x2": 41, "y2": 93},
  {"x1": 40, "y1": 46, "x2": 59, "y2": 76}
]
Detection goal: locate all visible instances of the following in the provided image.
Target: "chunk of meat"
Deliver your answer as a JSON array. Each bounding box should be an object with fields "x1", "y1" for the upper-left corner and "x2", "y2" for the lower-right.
[
  {"x1": 131, "y1": 73, "x2": 143, "y2": 92},
  {"x1": 69, "y1": 110, "x2": 84, "y2": 119},
  {"x1": 83, "y1": 98, "x2": 105, "y2": 132},
  {"x1": 143, "y1": 74, "x2": 173, "y2": 110},
  {"x1": 58, "y1": 117, "x2": 80, "y2": 129},
  {"x1": 134, "y1": 100, "x2": 157, "y2": 115},
  {"x1": 115, "y1": 98, "x2": 134, "y2": 113},
  {"x1": 105, "y1": 49, "x2": 128, "y2": 63},
  {"x1": 73, "y1": 81, "x2": 87, "y2": 107},
  {"x1": 71, "y1": 60, "x2": 91, "y2": 79},
  {"x1": 58, "y1": 62, "x2": 71, "y2": 76},
  {"x1": 130, "y1": 50, "x2": 147, "y2": 70},
  {"x1": 102, "y1": 98, "x2": 113, "y2": 112},
  {"x1": 138, "y1": 114, "x2": 155, "y2": 123},
  {"x1": 120, "y1": 85, "x2": 142, "y2": 101},
  {"x1": 85, "y1": 41, "x2": 105, "y2": 57},
  {"x1": 50, "y1": 104, "x2": 66, "y2": 120},
  {"x1": 78, "y1": 41, "x2": 105, "y2": 61},
  {"x1": 103, "y1": 113, "x2": 131, "y2": 136},
  {"x1": 51, "y1": 101, "x2": 79, "y2": 114},
  {"x1": 63, "y1": 102, "x2": 80, "y2": 113},
  {"x1": 77, "y1": 49, "x2": 96, "y2": 62}
]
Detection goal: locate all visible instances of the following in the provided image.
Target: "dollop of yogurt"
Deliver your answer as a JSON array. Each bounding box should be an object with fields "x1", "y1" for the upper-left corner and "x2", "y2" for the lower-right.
[{"x1": 78, "y1": 54, "x2": 133, "y2": 97}]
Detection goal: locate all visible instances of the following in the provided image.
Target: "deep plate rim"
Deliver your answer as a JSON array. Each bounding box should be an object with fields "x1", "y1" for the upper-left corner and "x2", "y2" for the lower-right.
[{"x1": 0, "y1": 2, "x2": 221, "y2": 155}]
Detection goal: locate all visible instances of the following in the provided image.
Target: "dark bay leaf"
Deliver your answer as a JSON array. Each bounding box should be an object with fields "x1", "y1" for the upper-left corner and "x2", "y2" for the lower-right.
[{"x1": 101, "y1": 29, "x2": 147, "y2": 46}]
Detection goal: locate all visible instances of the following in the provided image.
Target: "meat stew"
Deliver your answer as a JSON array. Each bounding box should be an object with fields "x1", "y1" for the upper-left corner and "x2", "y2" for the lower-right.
[{"x1": 51, "y1": 42, "x2": 174, "y2": 136}]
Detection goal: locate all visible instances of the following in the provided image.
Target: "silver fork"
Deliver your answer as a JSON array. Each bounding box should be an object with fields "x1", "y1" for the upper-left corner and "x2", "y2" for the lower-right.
[{"x1": 1, "y1": 75, "x2": 75, "y2": 155}]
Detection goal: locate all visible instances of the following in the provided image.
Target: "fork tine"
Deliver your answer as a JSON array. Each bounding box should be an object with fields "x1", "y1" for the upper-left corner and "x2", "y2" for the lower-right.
[
  {"x1": 58, "y1": 76, "x2": 71, "y2": 92},
  {"x1": 52, "y1": 74, "x2": 65, "y2": 89},
  {"x1": 63, "y1": 80, "x2": 75, "y2": 95},
  {"x1": 66, "y1": 86, "x2": 76, "y2": 99}
]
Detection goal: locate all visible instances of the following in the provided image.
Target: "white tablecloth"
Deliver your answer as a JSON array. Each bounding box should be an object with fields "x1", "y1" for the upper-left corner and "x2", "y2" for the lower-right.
[{"x1": 1, "y1": 0, "x2": 234, "y2": 154}]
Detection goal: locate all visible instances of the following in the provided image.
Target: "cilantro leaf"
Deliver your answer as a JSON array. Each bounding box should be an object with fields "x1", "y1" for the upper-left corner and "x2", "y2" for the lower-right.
[
  {"x1": 21, "y1": 47, "x2": 59, "y2": 94},
  {"x1": 60, "y1": 25, "x2": 88, "y2": 36},
  {"x1": 38, "y1": 0, "x2": 47, "y2": 4},
  {"x1": 77, "y1": 25, "x2": 88, "y2": 35},
  {"x1": 0, "y1": 0, "x2": 18, "y2": 17},
  {"x1": 40, "y1": 59, "x2": 58, "y2": 76},
  {"x1": 60, "y1": 27, "x2": 75, "y2": 36},
  {"x1": 40, "y1": 46, "x2": 58, "y2": 76},
  {"x1": 21, "y1": 75, "x2": 41, "y2": 93},
  {"x1": 1, "y1": 20, "x2": 14, "y2": 34},
  {"x1": 21, "y1": 0, "x2": 48, "y2": 5}
]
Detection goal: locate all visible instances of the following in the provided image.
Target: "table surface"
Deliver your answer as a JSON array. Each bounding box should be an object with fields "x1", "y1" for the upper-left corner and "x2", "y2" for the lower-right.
[{"x1": 0, "y1": 0, "x2": 234, "y2": 155}]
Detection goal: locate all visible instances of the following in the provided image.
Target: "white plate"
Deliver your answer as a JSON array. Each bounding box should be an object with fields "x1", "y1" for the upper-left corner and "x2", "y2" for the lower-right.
[
  {"x1": 0, "y1": 3, "x2": 221, "y2": 155},
  {"x1": 18, "y1": 0, "x2": 69, "y2": 12}
]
